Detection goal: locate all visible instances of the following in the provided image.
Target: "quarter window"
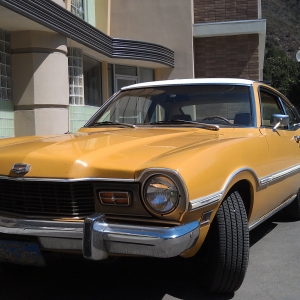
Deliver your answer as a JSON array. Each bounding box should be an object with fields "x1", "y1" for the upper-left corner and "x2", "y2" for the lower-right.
[
  {"x1": 282, "y1": 101, "x2": 299, "y2": 128},
  {"x1": 260, "y1": 90, "x2": 284, "y2": 127}
]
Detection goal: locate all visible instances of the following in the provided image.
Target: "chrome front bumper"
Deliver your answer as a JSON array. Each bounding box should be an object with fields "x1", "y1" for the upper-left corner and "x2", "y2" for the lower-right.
[{"x1": 0, "y1": 214, "x2": 200, "y2": 260}]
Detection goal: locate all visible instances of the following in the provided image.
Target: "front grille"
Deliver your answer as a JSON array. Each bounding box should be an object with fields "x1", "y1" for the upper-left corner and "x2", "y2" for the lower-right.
[{"x1": 0, "y1": 179, "x2": 95, "y2": 218}]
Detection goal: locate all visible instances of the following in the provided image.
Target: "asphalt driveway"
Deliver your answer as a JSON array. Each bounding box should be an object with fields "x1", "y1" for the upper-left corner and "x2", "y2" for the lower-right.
[{"x1": 1, "y1": 214, "x2": 299, "y2": 300}]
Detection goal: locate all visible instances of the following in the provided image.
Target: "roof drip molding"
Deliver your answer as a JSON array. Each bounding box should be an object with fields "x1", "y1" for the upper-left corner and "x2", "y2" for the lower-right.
[{"x1": 0, "y1": 0, "x2": 174, "y2": 67}]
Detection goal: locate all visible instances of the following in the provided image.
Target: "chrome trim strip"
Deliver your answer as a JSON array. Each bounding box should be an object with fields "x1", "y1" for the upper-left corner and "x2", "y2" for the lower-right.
[
  {"x1": 1, "y1": 163, "x2": 300, "y2": 213},
  {"x1": 259, "y1": 164, "x2": 300, "y2": 186},
  {"x1": 0, "y1": 168, "x2": 187, "y2": 185},
  {"x1": 0, "y1": 216, "x2": 83, "y2": 238},
  {"x1": 249, "y1": 194, "x2": 297, "y2": 231},
  {"x1": 2, "y1": 163, "x2": 297, "y2": 188},
  {"x1": 189, "y1": 164, "x2": 300, "y2": 211},
  {"x1": 259, "y1": 177, "x2": 272, "y2": 185},
  {"x1": 188, "y1": 167, "x2": 260, "y2": 211},
  {"x1": 189, "y1": 193, "x2": 222, "y2": 211},
  {"x1": 0, "y1": 175, "x2": 135, "y2": 183}
]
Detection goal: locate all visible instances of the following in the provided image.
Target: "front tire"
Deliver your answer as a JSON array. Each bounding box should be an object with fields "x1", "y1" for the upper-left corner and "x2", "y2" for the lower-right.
[{"x1": 195, "y1": 190, "x2": 249, "y2": 293}]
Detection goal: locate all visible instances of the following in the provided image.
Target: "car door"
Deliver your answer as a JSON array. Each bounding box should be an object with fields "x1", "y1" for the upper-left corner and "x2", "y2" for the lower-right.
[{"x1": 258, "y1": 87, "x2": 300, "y2": 210}]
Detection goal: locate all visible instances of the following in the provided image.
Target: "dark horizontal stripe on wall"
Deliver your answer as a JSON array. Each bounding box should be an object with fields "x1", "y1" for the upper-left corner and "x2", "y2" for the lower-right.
[
  {"x1": 112, "y1": 39, "x2": 174, "y2": 66},
  {"x1": 0, "y1": 0, "x2": 174, "y2": 67},
  {"x1": 11, "y1": 47, "x2": 67, "y2": 55},
  {"x1": 15, "y1": 104, "x2": 69, "y2": 110}
]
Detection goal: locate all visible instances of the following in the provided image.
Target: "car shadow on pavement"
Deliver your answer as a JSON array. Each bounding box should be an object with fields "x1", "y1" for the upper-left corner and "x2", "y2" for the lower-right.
[
  {"x1": 0, "y1": 254, "x2": 235, "y2": 300},
  {"x1": 0, "y1": 216, "x2": 286, "y2": 300},
  {"x1": 249, "y1": 210, "x2": 300, "y2": 248},
  {"x1": 249, "y1": 217, "x2": 278, "y2": 247}
]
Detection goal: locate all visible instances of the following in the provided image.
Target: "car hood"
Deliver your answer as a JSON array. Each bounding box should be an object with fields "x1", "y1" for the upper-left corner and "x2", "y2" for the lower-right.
[{"x1": 0, "y1": 127, "x2": 226, "y2": 179}]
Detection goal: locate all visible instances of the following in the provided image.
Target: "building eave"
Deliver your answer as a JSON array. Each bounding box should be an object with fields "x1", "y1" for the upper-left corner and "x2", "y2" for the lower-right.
[
  {"x1": 193, "y1": 19, "x2": 266, "y2": 38},
  {"x1": 0, "y1": 0, "x2": 174, "y2": 67}
]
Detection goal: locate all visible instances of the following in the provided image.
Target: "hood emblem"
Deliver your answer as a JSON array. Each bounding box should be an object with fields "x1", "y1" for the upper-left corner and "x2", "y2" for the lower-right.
[{"x1": 11, "y1": 163, "x2": 31, "y2": 174}]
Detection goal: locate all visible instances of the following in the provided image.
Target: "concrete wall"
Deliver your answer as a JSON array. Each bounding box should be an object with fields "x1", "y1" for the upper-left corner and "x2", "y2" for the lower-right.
[
  {"x1": 95, "y1": 0, "x2": 110, "y2": 34},
  {"x1": 110, "y1": 0, "x2": 194, "y2": 79},
  {"x1": 11, "y1": 31, "x2": 69, "y2": 136},
  {"x1": 52, "y1": 0, "x2": 66, "y2": 8}
]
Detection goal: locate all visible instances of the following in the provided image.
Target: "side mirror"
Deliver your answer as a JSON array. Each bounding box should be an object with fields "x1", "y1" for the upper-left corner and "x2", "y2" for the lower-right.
[{"x1": 270, "y1": 114, "x2": 289, "y2": 131}]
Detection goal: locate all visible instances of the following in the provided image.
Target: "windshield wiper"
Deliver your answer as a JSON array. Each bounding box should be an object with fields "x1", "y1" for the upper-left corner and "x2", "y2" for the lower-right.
[
  {"x1": 90, "y1": 121, "x2": 136, "y2": 128},
  {"x1": 150, "y1": 120, "x2": 219, "y2": 131}
]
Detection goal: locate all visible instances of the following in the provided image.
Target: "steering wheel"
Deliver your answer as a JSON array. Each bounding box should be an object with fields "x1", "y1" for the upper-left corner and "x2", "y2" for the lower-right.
[{"x1": 201, "y1": 116, "x2": 231, "y2": 124}]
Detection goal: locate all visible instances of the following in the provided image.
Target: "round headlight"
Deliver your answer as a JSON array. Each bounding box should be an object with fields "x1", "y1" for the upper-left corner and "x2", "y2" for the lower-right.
[{"x1": 144, "y1": 175, "x2": 179, "y2": 214}]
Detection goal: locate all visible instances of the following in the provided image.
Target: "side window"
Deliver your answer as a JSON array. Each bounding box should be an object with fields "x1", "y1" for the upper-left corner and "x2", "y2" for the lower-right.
[
  {"x1": 260, "y1": 90, "x2": 284, "y2": 127},
  {"x1": 282, "y1": 101, "x2": 298, "y2": 128}
]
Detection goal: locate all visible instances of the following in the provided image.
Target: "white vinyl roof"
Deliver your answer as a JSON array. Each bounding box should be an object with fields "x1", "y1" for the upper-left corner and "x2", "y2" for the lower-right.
[{"x1": 121, "y1": 78, "x2": 255, "y2": 90}]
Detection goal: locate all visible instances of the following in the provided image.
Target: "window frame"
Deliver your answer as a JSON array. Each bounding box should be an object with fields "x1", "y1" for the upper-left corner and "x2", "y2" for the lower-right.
[
  {"x1": 71, "y1": 0, "x2": 85, "y2": 20},
  {"x1": 83, "y1": 54, "x2": 103, "y2": 107},
  {"x1": 258, "y1": 86, "x2": 300, "y2": 131}
]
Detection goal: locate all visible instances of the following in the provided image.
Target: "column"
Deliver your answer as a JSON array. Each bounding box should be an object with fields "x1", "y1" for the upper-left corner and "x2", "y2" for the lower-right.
[{"x1": 11, "y1": 31, "x2": 69, "y2": 136}]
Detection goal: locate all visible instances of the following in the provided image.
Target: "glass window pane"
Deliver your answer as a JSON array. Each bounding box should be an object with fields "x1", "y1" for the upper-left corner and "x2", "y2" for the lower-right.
[
  {"x1": 71, "y1": 0, "x2": 84, "y2": 19},
  {"x1": 107, "y1": 63, "x2": 114, "y2": 97},
  {"x1": 68, "y1": 47, "x2": 83, "y2": 105},
  {"x1": 180, "y1": 85, "x2": 252, "y2": 125},
  {"x1": 98, "y1": 96, "x2": 152, "y2": 124},
  {"x1": 282, "y1": 101, "x2": 298, "y2": 128},
  {"x1": 83, "y1": 55, "x2": 102, "y2": 107},
  {"x1": 140, "y1": 68, "x2": 154, "y2": 83},
  {"x1": 116, "y1": 78, "x2": 137, "y2": 91},
  {"x1": 260, "y1": 91, "x2": 284, "y2": 127},
  {"x1": 115, "y1": 65, "x2": 137, "y2": 76},
  {"x1": 93, "y1": 85, "x2": 252, "y2": 126}
]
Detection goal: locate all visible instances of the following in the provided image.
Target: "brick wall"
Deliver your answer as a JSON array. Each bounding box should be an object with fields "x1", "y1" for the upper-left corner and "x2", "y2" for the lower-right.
[
  {"x1": 194, "y1": 34, "x2": 259, "y2": 80},
  {"x1": 194, "y1": 0, "x2": 258, "y2": 23}
]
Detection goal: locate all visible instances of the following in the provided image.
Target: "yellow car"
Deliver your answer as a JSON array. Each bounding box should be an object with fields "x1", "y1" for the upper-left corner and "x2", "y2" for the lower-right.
[{"x1": 0, "y1": 78, "x2": 300, "y2": 294}]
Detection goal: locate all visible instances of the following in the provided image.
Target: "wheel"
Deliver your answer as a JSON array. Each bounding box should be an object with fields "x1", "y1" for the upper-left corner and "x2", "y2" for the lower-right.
[
  {"x1": 194, "y1": 190, "x2": 249, "y2": 293},
  {"x1": 281, "y1": 189, "x2": 300, "y2": 221},
  {"x1": 201, "y1": 116, "x2": 231, "y2": 124}
]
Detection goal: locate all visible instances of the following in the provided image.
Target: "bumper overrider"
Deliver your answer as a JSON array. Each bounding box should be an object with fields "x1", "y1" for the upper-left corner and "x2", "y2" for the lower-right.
[{"x1": 0, "y1": 214, "x2": 200, "y2": 260}]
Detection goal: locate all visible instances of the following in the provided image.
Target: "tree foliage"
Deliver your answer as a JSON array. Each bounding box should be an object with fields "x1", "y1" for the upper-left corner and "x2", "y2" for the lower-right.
[{"x1": 263, "y1": 47, "x2": 300, "y2": 108}]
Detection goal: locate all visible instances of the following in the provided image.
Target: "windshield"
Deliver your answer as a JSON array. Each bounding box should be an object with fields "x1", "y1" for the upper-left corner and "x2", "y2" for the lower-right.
[{"x1": 86, "y1": 84, "x2": 253, "y2": 127}]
